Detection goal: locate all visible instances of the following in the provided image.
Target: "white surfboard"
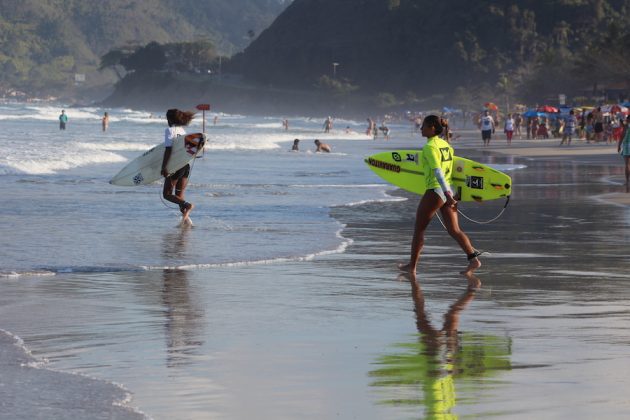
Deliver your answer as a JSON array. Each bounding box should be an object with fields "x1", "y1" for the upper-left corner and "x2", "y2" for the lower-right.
[{"x1": 110, "y1": 133, "x2": 206, "y2": 186}]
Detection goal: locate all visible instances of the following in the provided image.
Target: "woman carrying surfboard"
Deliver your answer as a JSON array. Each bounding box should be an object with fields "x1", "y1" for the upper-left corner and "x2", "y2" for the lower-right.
[
  {"x1": 398, "y1": 115, "x2": 481, "y2": 277},
  {"x1": 161, "y1": 109, "x2": 196, "y2": 221}
]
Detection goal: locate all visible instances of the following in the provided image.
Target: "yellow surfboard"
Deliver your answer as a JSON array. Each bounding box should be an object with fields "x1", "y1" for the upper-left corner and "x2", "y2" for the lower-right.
[{"x1": 365, "y1": 150, "x2": 511, "y2": 202}]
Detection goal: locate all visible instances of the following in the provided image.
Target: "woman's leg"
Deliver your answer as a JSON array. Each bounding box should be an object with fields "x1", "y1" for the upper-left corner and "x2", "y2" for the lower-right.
[
  {"x1": 163, "y1": 175, "x2": 185, "y2": 207},
  {"x1": 439, "y1": 204, "x2": 481, "y2": 275},
  {"x1": 399, "y1": 192, "x2": 443, "y2": 274},
  {"x1": 624, "y1": 156, "x2": 630, "y2": 188},
  {"x1": 175, "y1": 175, "x2": 194, "y2": 218}
]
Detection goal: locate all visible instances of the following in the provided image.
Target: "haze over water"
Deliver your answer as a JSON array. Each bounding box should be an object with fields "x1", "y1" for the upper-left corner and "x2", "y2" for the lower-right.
[{"x1": 1, "y1": 103, "x2": 630, "y2": 419}]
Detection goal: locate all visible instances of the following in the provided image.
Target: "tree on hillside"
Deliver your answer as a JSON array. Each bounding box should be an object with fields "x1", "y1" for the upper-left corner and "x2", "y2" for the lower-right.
[
  {"x1": 99, "y1": 47, "x2": 136, "y2": 80},
  {"x1": 167, "y1": 40, "x2": 217, "y2": 72},
  {"x1": 121, "y1": 42, "x2": 166, "y2": 73}
]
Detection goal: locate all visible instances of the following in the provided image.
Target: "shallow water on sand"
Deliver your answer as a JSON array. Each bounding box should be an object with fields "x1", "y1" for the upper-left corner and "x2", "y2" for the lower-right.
[{"x1": 2, "y1": 152, "x2": 630, "y2": 419}]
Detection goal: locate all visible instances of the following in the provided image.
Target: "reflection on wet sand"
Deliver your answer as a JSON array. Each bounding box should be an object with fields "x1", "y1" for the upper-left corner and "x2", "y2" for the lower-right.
[
  {"x1": 370, "y1": 274, "x2": 511, "y2": 419},
  {"x1": 161, "y1": 228, "x2": 204, "y2": 368}
]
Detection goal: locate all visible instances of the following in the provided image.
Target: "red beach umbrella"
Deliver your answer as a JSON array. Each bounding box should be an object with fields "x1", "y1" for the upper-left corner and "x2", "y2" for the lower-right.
[
  {"x1": 484, "y1": 102, "x2": 499, "y2": 111},
  {"x1": 611, "y1": 104, "x2": 629, "y2": 114},
  {"x1": 537, "y1": 105, "x2": 559, "y2": 113}
]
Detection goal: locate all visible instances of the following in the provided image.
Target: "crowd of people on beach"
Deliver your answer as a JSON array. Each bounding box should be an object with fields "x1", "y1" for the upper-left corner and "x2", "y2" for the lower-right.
[{"x1": 468, "y1": 105, "x2": 630, "y2": 146}]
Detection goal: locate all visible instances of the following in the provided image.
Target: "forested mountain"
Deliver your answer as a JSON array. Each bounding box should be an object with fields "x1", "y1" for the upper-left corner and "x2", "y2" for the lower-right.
[
  {"x1": 0, "y1": 0, "x2": 290, "y2": 98},
  {"x1": 231, "y1": 0, "x2": 630, "y2": 108}
]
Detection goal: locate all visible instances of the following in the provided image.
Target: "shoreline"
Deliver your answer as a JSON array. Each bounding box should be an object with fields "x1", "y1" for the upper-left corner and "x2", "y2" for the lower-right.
[{"x1": 456, "y1": 132, "x2": 630, "y2": 208}]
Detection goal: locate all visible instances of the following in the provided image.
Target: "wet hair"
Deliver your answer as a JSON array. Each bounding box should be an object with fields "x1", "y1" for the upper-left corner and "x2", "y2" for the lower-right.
[
  {"x1": 166, "y1": 109, "x2": 195, "y2": 126},
  {"x1": 422, "y1": 115, "x2": 444, "y2": 135}
]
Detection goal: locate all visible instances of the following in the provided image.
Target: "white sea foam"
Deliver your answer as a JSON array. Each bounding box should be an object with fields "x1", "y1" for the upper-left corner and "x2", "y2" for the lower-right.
[
  {"x1": 2, "y1": 148, "x2": 127, "y2": 175},
  {"x1": 79, "y1": 142, "x2": 156, "y2": 151}
]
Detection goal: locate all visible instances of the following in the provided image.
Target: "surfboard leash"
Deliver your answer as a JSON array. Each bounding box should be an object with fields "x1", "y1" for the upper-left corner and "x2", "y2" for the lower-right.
[
  {"x1": 457, "y1": 196, "x2": 510, "y2": 225},
  {"x1": 435, "y1": 196, "x2": 510, "y2": 228}
]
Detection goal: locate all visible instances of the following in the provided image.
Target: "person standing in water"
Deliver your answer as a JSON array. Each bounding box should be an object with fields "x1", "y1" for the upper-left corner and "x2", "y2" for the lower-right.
[
  {"x1": 102, "y1": 112, "x2": 109, "y2": 132},
  {"x1": 398, "y1": 115, "x2": 481, "y2": 276},
  {"x1": 161, "y1": 109, "x2": 196, "y2": 220},
  {"x1": 59, "y1": 110, "x2": 68, "y2": 130}
]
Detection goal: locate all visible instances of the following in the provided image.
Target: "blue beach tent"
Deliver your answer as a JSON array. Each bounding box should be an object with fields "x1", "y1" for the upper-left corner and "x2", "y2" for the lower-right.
[{"x1": 522, "y1": 109, "x2": 547, "y2": 118}]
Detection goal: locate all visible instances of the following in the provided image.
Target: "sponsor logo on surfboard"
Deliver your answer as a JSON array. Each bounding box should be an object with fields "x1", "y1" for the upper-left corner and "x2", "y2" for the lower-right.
[
  {"x1": 405, "y1": 153, "x2": 419, "y2": 164},
  {"x1": 133, "y1": 172, "x2": 144, "y2": 185},
  {"x1": 367, "y1": 158, "x2": 401, "y2": 173},
  {"x1": 467, "y1": 175, "x2": 484, "y2": 189},
  {"x1": 392, "y1": 152, "x2": 401, "y2": 162}
]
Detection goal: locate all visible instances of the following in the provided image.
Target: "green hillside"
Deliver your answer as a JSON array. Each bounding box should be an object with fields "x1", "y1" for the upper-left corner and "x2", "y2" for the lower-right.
[
  {"x1": 0, "y1": 0, "x2": 289, "y2": 99},
  {"x1": 231, "y1": 0, "x2": 630, "y2": 107}
]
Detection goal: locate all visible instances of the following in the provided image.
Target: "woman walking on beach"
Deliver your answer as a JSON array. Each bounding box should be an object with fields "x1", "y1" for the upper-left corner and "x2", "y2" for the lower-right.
[
  {"x1": 617, "y1": 115, "x2": 630, "y2": 191},
  {"x1": 398, "y1": 115, "x2": 481, "y2": 276},
  {"x1": 161, "y1": 108, "x2": 196, "y2": 220},
  {"x1": 504, "y1": 114, "x2": 515, "y2": 145}
]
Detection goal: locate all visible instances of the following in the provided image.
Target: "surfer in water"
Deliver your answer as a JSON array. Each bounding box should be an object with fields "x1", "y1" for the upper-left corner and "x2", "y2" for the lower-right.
[
  {"x1": 161, "y1": 108, "x2": 196, "y2": 221},
  {"x1": 398, "y1": 115, "x2": 481, "y2": 278},
  {"x1": 314, "y1": 139, "x2": 331, "y2": 153}
]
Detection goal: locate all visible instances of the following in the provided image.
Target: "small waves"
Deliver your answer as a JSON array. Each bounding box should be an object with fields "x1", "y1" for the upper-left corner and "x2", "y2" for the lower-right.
[
  {"x1": 2, "y1": 228, "x2": 354, "y2": 278},
  {"x1": 79, "y1": 141, "x2": 155, "y2": 152},
  {"x1": 1, "y1": 148, "x2": 127, "y2": 175},
  {"x1": 0, "y1": 329, "x2": 147, "y2": 419},
  {"x1": 337, "y1": 196, "x2": 407, "y2": 207}
]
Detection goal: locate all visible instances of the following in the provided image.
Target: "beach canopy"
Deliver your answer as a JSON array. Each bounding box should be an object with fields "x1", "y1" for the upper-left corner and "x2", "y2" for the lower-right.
[
  {"x1": 523, "y1": 109, "x2": 547, "y2": 118},
  {"x1": 484, "y1": 102, "x2": 499, "y2": 111},
  {"x1": 537, "y1": 105, "x2": 559, "y2": 113},
  {"x1": 600, "y1": 104, "x2": 629, "y2": 114}
]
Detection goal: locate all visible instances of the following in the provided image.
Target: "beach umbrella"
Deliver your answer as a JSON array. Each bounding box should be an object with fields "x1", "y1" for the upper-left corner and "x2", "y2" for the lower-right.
[
  {"x1": 611, "y1": 104, "x2": 629, "y2": 114},
  {"x1": 522, "y1": 109, "x2": 547, "y2": 118},
  {"x1": 600, "y1": 104, "x2": 613, "y2": 113},
  {"x1": 484, "y1": 102, "x2": 499, "y2": 111},
  {"x1": 537, "y1": 105, "x2": 559, "y2": 113}
]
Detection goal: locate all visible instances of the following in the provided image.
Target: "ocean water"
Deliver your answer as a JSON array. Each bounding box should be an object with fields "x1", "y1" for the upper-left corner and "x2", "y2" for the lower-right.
[
  {"x1": 0, "y1": 103, "x2": 409, "y2": 418},
  {"x1": 13, "y1": 103, "x2": 630, "y2": 420},
  {"x1": 0, "y1": 104, "x2": 402, "y2": 276}
]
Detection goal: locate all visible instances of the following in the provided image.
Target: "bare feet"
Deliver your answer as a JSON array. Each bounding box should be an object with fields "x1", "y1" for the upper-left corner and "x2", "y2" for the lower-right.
[
  {"x1": 181, "y1": 202, "x2": 194, "y2": 221},
  {"x1": 463, "y1": 272, "x2": 482, "y2": 290},
  {"x1": 397, "y1": 262, "x2": 416, "y2": 274},
  {"x1": 460, "y1": 257, "x2": 481, "y2": 276}
]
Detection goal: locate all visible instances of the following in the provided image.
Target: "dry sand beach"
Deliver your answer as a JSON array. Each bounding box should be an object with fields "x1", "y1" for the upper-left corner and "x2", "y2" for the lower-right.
[{"x1": 2, "y1": 121, "x2": 630, "y2": 419}]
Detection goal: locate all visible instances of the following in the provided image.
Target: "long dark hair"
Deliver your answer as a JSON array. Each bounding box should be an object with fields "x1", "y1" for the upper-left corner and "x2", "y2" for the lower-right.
[{"x1": 166, "y1": 109, "x2": 195, "y2": 126}]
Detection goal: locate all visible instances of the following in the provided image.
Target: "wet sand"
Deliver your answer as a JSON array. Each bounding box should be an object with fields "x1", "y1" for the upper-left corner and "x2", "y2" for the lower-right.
[{"x1": 3, "y1": 130, "x2": 630, "y2": 419}]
